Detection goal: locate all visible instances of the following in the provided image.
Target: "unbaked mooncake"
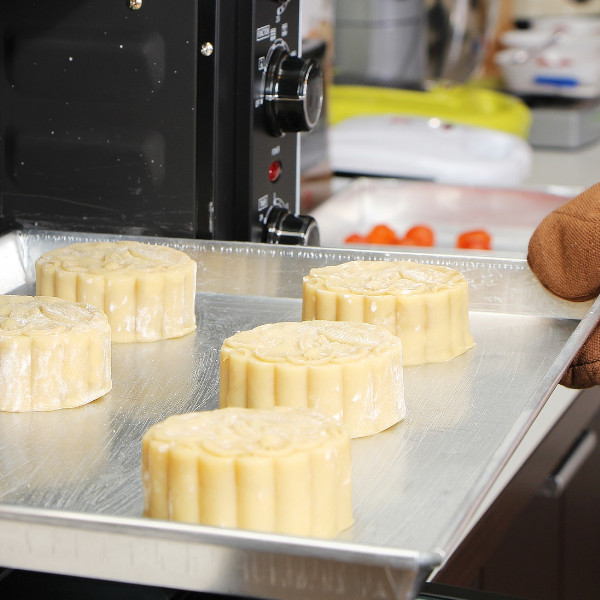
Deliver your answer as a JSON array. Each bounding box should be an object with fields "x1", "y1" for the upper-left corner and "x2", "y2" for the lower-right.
[
  {"x1": 219, "y1": 320, "x2": 405, "y2": 438},
  {"x1": 142, "y1": 406, "x2": 353, "y2": 537},
  {"x1": 0, "y1": 295, "x2": 111, "y2": 412},
  {"x1": 35, "y1": 240, "x2": 197, "y2": 343},
  {"x1": 302, "y1": 260, "x2": 475, "y2": 366}
]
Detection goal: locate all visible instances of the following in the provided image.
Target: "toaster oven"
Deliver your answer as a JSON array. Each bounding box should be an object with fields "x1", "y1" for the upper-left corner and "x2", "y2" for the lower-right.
[{"x1": 0, "y1": 0, "x2": 322, "y2": 244}]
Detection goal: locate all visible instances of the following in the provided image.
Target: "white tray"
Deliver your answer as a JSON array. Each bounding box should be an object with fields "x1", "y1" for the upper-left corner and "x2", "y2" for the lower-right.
[{"x1": 311, "y1": 179, "x2": 571, "y2": 254}]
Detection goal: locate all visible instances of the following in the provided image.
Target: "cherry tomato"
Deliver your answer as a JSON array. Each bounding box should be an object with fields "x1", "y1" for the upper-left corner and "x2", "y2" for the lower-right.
[
  {"x1": 366, "y1": 224, "x2": 400, "y2": 245},
  {"x1": 403, "y1": 225, "x2": 435, "y2": 247},
  {"x1": 457, "y1": 229, "x2": 492, "y2": 250}
]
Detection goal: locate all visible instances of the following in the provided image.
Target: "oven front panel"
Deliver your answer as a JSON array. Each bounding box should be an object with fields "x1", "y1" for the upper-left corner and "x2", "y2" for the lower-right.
[
  {"x1": 234, "y1": 0, "x2": 302, "y2": 243},
  {"x1": 0, "y1": 0, "x2": 305, "y2": 242}
]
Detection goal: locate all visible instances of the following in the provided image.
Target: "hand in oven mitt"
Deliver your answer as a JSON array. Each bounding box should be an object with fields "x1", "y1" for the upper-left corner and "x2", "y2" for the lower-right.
[{"x1": 528, "y1": 182, "x2": 600, "y2": 389}]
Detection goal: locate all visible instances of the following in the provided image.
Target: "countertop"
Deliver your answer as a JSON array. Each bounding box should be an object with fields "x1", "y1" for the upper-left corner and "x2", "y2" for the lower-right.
[{"x1": 524, "y1": 140, "x2": 600, "y2": 191}]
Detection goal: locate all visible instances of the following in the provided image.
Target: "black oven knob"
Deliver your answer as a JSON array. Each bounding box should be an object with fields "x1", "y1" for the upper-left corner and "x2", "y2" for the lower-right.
[
  {"x1": 263, "y1": 49, "x2": 323, "y2": 137},
  {"x1": 262, "y1": 206, "x2": 320, "y2": 246}
]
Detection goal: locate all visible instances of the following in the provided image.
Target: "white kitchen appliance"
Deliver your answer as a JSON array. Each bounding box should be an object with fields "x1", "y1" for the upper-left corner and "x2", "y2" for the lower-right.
[
  {"x1": 329, "y1": 114, "x2": 532, "y2": 186},
  {"x1": 495, "y1": 16, "x2": 600, "y2": 99}
]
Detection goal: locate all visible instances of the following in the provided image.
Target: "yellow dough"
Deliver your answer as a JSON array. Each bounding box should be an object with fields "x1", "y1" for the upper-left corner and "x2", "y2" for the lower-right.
[
  {"x1": 0, "y1": 295, "x2": 111, "y2": 412},
  {"x1": 302, "y1": 260, "x2": 475, "y2": 366},
  {"x1": 142, "y1": 406, "x2": 353, "y2": 537},
  {"x1": 219, "y1": 320, "x2": 405, "y2": 438},
  {"x1": 35, "y1": 241, "x2": 197, "y2": 343}
]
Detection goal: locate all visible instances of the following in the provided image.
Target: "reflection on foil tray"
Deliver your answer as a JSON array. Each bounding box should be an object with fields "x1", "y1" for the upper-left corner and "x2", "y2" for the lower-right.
[
  {"x1": 311, "y1": 179, "x2": 575, "y2": 254},
  {"x1": 0, "y1": 229, "x2": 598, "y2": 600}
]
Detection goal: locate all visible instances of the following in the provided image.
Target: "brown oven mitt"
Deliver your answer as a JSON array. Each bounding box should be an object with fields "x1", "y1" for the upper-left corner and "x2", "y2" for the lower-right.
[{"x1": 527, "y1": 182, "x2": 600, "y2": 389}]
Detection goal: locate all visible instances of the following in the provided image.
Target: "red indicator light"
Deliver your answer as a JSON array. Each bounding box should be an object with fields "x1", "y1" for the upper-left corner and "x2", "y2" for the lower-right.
[{"x1": 268, "y1": 160, "x2": 282, "y2": 183}]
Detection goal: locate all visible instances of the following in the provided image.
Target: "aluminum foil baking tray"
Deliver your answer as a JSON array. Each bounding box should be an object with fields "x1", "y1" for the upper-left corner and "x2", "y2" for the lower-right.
[{"x1": 0, "y1": 229, "x2": 597, "y2": 600}]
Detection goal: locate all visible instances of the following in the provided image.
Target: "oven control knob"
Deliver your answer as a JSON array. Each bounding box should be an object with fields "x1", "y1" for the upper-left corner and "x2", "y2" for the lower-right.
[
  {"x1": 264, "y1": 49, "x2": 323, "y2": 137},
  {"x1": 262, "y1": 206, "x2": 320, "y2": 246}
]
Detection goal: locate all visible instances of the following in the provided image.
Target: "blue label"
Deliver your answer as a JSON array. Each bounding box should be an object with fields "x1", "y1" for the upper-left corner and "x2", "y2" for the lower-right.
[{"x1": 534, "y1": 76, "x2": 578, "y2": 87}]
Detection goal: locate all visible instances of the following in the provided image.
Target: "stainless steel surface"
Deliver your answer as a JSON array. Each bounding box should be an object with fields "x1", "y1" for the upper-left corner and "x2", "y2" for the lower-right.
[
  {"x1": 0, "y1": 228, "x2": 598, "y2": 600},
  {"x1": 333, "y1": 0, "x2": 427, "y2": 88},
  {"x1": 426, "y1": 0, "x2": 501, "y2": 82},
  {"x1": 333, "y1": 0, "x2": 499, "y2": 88}
]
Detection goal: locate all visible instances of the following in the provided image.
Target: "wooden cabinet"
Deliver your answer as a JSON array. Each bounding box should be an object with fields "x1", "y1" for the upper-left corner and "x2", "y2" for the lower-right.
[
  {"x1": 480, "y1": 490, "x2": 561, "y2": 599},
  {"x1": 436, "y1": 388, "x2": 600, "y2": 599},
  {"x1": 478, "y1": 407, "x2": 600, "y2": 599}
]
